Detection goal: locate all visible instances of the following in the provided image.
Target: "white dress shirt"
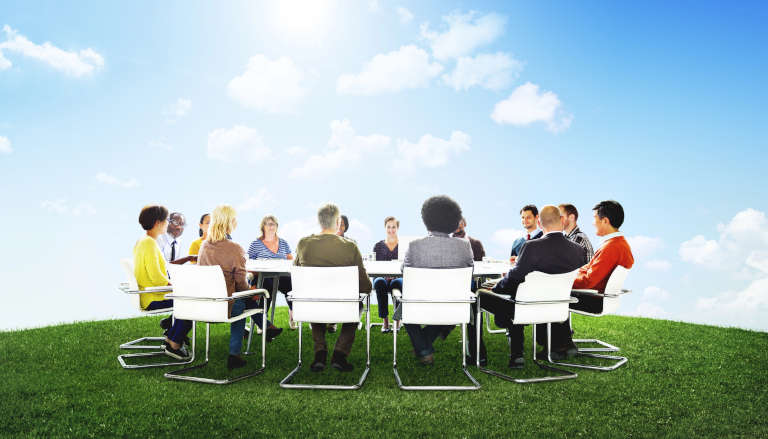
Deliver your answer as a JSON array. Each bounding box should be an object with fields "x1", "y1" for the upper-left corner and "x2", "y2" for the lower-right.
[{"x1": 157, "y1": 232, "x2": 186, "y2": 262}]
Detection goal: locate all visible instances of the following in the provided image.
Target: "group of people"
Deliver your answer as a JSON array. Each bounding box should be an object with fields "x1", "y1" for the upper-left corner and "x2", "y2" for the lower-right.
[{"x1": 131, "y1": 195, "x2": 634, "y2": 372}]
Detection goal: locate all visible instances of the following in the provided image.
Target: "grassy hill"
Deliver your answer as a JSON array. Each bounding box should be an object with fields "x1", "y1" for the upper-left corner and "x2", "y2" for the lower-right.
[{"x1": 1, "y1": 308, "x2": 766, "y2": 438}]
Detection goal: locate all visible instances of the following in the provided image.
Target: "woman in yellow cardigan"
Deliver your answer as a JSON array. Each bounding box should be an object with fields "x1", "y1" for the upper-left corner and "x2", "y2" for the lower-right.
[
  {"x1": 187, "y1": 213, "x2": 210, "y2": 263},
  {"x1": 134, "y1": 205, "x2": 192, "y2": 360}
]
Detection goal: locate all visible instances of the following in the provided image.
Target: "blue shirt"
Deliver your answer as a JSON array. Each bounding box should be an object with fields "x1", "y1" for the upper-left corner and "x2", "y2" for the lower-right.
[{"x1": 248, "y1": 238, "x2": 292, "y2": 259}]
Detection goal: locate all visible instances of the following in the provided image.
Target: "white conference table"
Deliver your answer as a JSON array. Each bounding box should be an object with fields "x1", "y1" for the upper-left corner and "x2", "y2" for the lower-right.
[{"x1": 245, "y1": 258, "x2": 512, "y2": 323}]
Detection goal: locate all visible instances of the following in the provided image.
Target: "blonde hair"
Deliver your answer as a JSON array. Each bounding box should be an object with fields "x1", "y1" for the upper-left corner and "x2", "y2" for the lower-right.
[
  {"x1": 259, "y1": 215, "x2": 279, "y2": 240},
  {"x1": 208, "y1": 204, "x2": 237, "y2": 242}
]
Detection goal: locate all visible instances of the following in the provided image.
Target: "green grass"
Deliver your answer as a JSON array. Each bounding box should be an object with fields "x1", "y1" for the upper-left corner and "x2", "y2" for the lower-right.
[{"x1": 1, "y1": 307, "x2": 767, "y2": 438}]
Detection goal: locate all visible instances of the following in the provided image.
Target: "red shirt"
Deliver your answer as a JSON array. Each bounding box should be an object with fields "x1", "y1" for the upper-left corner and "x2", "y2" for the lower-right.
[{"x1": 572, "y1": 235, "x2": 634, "y2": 292}]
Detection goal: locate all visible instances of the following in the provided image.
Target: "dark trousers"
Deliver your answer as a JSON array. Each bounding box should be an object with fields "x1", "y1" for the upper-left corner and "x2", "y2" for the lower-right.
[
  {"x1": 311, "y1": 323, "x2": 357, "y2": 356},
  {"x1": 262, "y1": 276, "x2": 293, "y2": 310},
  {"x1": 404, "y1": 324, "x2": 453, "y2": 357},
  {"x1": 570, "y1": 292, "x2": 604, "y2": 313},
  {"x1": 146, "y1": 300, "x2": 192, "y2": 344},
  {"x1": 373, "y1": 277, "x2": 403, "y2": 319}
]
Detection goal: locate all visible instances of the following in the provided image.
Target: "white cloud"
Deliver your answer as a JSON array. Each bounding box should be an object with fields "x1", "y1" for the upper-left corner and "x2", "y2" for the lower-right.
[
  {"x1": 286, "y1": 146, "x2": 308, "y2": 156},
  {"x1": 148, "y1": 138, "x2": 172, "y2": 150},
  {"x1": 492, "y1": 228, "x2": 524, "y2": 246},
  {"x1": 347, "y1": 218, "x2": 372, "y2": 244},
  {"x1": 626, "y1": 235, "x2": 664, "y2": 260},
  {"x1": 207, "y1": 125, "x2": 272, "y2": 164},
  {"x1": 368, "y1": 0, "x2": 380, "y2": 12},
  {"x1": 290, "y1": 119, "x2": 390, "y2": 178},
  {"x1": 642, "y1": 286, "x2": 670, "y2": 301},
  {"x1": 645, "y1": 259, "x2": 671, "y2": 271},
  {"x1": 442, "y1": 52, "x2": 522, "y2": 91},
  {"x1": 746, "y1": 251, "x2": 768, "y2": 274},
  {"x1": 0, "y1": 135, "x2": 11, "y2": 154},
  {"x1": 336, "y1": 45, "x2": 443, "y2": 95},
  {"x1": 279, "y1": 217, "x2": 321, "y2": 250},
  {"x1": 95, "y1": 172, "x2": 138, "y2": 189},
  {"x1": 491, "y1": 82, "x2": 573, "y2": 132},
  {"x1": 227, "y1": 55, "x2": 306, "y2": 113},
  {"x1": 694, "y1": 277, "x2": 768, "y2": 331},
  {"x1": 0, "y1": 25, "x2": 104, "y2": 77},
  {"x1": 238, "y1": 188, "x2": 274, "y2": 213},
  {"x1": 396, "y1": 6, "x2": 414, "y2": 23},
  {"x1": 395, "y1": 130, "x2": 470, "y2": 169},
  {"x1": 163, "y1": 98, "x2": 191, "y2": 122},
  {"x1": 420, "y1": 11, "x2": 506, "y2": 60},
  {"x1": 41, "y1": 199, "x2": 96, "y2": 216},
  {"x1": 679, "y1": 235, "x2": 720, "y2": 266}
]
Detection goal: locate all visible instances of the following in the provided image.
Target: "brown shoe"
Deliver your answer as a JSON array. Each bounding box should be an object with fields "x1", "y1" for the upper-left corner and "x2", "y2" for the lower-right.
[{"x1": 419, "y1": 353, "x2": 434, "y2": 365}]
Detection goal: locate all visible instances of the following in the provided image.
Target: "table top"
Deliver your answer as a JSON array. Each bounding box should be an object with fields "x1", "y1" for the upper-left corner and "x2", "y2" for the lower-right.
[{"x1": 245, "y1": 258, "x2": 510, "y2": 277}]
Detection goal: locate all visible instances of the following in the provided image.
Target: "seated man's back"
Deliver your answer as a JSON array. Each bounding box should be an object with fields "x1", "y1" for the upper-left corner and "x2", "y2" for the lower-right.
[
  {"x1": 294, "y1": 234, "x2": 372, "y2": 294},
  {"x1": 404, "y1": 233, "x2": 474, "y2": 269}
]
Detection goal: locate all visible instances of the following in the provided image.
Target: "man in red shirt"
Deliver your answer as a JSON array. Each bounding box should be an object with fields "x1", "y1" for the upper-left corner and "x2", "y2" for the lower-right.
[{"x1": 571, "y1": 200, "x2": 634, "y2": 314}]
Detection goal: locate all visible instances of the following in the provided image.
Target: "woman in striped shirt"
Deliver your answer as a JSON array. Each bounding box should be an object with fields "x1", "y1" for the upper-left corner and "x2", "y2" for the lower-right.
[{"x1": 247, "y1": 215, "x2": 296, "y2": 329}]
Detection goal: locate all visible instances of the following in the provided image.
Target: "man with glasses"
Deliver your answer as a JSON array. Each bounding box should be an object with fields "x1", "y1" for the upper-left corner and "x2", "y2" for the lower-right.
[{"x1": 157, "y1": 212, "x2": 197, "y2": 265}]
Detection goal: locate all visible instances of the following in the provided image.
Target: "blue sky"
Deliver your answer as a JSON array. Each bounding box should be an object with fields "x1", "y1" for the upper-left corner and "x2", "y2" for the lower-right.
[{"x1": 1, "y1": 0, "x2": 767, "y2": 331}]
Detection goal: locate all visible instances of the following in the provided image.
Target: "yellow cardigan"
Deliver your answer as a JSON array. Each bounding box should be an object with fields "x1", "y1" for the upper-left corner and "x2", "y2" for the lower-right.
[{"x1": 133, "y1": 236, "x2": 170, "y2": 309}]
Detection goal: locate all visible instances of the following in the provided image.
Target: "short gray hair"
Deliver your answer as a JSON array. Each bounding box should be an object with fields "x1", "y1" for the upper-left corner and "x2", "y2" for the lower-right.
[{"x1": 317, "y1": 203, "x2": 340, "y2": 230}]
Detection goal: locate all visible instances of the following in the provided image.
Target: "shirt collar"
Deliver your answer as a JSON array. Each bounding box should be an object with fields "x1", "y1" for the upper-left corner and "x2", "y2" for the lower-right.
[
  {"x1": 601, "y1": 231, "x2": 623, "y2": 243},
  {"x1": 544, "y1": 230, "x2": 563, "y2": 236},
  {"x1": 567, "y1": 226, "x2": 581, "y2": 237},
  {"x1": 526, "y1": 228, "x2": 541, "y2": 238},
  {"x1": 429, "y1": 231, "x2": 451, "y2": 237}
]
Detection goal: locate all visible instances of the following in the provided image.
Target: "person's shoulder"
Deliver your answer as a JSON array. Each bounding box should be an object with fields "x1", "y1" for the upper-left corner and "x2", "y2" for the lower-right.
[{"x1": 137, "y1": 236, "x2": 156, "y2": 249}]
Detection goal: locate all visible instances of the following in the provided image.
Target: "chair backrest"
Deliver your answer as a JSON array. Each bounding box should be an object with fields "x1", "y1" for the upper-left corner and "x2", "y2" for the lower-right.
[
  {"x1": 167, "y1": 265, "x2": 230, "y2": 322},
  {"x1": 601, "y1": 265, "x2": 630, "y2": 314},
  {"x1": 400, "y1": 267, "x2": 473, "y2": 325},
  {"x1": 512, "y1": 269, "x2": 579, "y2": 325},
  {"x1": 120, "y1": 258, "x2": 142, "y2": 310},
  {"x1": 290, "y1": 266, "x2": 360, "y2": 324}
]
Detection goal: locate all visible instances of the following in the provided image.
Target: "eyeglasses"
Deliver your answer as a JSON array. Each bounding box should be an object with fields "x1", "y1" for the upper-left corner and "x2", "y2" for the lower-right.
[
  {"x1": 265, "y1": 222, "x2": 277, "y2": 227},
  {"x1": 169, "y1": 219, "x2": 185, "y2": 227}
]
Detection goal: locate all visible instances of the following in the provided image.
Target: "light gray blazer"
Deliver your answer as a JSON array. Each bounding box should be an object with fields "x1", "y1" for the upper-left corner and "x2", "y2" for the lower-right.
[{"x1": 402, "y1": 231, "x2": 474, "y2": 270}]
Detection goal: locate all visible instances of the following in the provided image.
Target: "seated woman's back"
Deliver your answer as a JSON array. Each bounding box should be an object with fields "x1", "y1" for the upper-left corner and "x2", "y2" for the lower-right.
[
  {"x1": 133, "y1": 235, "x2": 169, "y2": 308},
  {"x1": 198, "y1": 239, "x2": 250, "y2": 297}
]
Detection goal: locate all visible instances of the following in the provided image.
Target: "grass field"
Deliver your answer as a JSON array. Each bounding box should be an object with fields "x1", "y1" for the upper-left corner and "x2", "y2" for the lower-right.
[{"x1": 1, "y1": 307, "x2": 767, "y2": 438}]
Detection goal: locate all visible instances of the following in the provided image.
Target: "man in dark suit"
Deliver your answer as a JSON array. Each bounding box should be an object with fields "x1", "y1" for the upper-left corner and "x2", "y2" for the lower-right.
[
  {"x1": 470, "y1": 205, "x2": 587, "y2": 369},
  {"x1": 509, "y1": 204, "x2": 543, "y2": 263}
]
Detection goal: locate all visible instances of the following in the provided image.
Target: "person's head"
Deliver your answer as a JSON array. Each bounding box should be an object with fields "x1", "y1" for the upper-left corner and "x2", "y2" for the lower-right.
[
  {"x1": 208, "y1": 205, "x2": 238, "y2": 242},
  {"x1": 538, "y1": 205, "x2": 564, "y2": 233},
  {"x1": 259, "y1": 215, "x2": 279, "y2": 240},
  {"x1": 337, "y1": 214, "x2": 349, "y2": 236},
  {"x1": 592, "y1": 200, "x2": 624, "y2": 236},
  {"x1": 558, "y1": 203, "x2": 579, "y2": 232},
  {"x1": 520, "y1": 204, "x2": 539, "y2": 232},
  {"x1": 318, "y1": 203, "x2": 340, "y2": 232},
  {"x1": 139, "y1": 205, "x2": 169, "y2": 236},
  {"x1": 421, "y1": 195, "x2": 463, "y2": 234},
  {"x1": 384, "y1": 216, "x2": 400, "y2": 239},
  {"x1": 167, "y1": 212, "x2": 186, "y2": 238},
  {"x1": 453, "y1": 217, "x2": 467, "y2": 237},
  {"x1": 198, "y1": 213, "x2": 210, "y2": 238}
]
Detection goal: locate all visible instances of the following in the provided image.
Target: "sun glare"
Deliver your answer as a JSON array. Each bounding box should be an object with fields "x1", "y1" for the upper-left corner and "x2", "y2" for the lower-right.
[{"x1": 272, "y1": 0, "x2": 337, "y2": 41}]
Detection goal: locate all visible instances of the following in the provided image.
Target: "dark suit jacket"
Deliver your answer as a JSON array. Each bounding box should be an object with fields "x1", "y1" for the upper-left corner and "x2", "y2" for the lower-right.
[
  {"x1": 494, "y1": 232, "x2": 588, "y2": 297},
  {"x1": 510, "y1": 230, "x2": 543, "y2": 257}
]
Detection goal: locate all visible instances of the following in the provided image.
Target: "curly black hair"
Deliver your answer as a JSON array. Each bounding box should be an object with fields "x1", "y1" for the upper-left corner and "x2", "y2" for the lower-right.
[
  {"x1": 421, "y1": 195, "x2": 463, "y2": 234},
  {"x1": 138, "y1": 205, "x2": 168, "y2": 231}
]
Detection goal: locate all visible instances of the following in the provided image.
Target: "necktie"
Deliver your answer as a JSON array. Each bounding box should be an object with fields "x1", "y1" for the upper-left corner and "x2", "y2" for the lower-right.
[
  {"x1": 171, "y1": 240, "x2": 176, "y2": 261},
  {"x1": 527, "y1": 233, "x2": 531, "y2": 240}
]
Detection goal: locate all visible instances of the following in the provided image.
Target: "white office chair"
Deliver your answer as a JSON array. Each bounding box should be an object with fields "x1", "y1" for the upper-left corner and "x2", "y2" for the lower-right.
[
  {"x1": 476, "y1": 270, "x2": 580, "y2": 384},
  {"x1": 280, "y1": 266, "x2": 371, "y2": 390},
  {"x1": 117, "y1": 258, "x2": 196, "y2": 370},
  {"x1": 163, "y1": 265, "x2": 269, "y2": 385},
  {"x1": 392, "y1": 267, "x2": 480, "y2": 391},
  {"x1": 555, "y1": 266, "x2": 632, "y2": 371}
]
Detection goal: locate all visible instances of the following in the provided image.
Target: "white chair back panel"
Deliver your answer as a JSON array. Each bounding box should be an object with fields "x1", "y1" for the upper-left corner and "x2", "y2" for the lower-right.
[
  {"x1": 602, "y1": 296, "x2": 620, "y2": 314},
  {"x1": 290, "y1": 266, "x2": 360, "y2": 323},
  {"x1": 513, "y1": 303, "x2": 570, "y2": 325},
  {"x1": 604, "y1": 266, "x2": 629, "y2": 295},
  {"x1": 121, "y1": 258, "x2": 142, "y2": 310},
  {"x1": 400, "y1": 267, "x2": 473, "y2": 325},
  {"x1": 515, "y1": 270, "x2": 579, "y2": 302},
  {"x1": 168, "y1": 265, "x2": 230, "y2": 322}
]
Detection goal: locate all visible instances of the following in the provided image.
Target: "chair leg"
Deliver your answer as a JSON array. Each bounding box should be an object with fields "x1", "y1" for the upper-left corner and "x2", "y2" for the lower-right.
[
  {"x1": 484, "y1": 310, "x2": 506, "y2": 334},
  {"x1": 551, "y1": 318, "x2": 628, "y2": 371},
  {"x1": 570, "y1": 312, "x2": 621, "y2": 352},
  {"x1": 119, "y1": 336, "x2": 166, "y2": 350},
  {"x1": 164, "y1": 320, "x2": 267, "y2": 384},
  {"x1": 118, "y1": 324, "x2": 197, "y2": 369},
  {"x1": 393, "y1": 323, "x2": 480, "y2": 391}
]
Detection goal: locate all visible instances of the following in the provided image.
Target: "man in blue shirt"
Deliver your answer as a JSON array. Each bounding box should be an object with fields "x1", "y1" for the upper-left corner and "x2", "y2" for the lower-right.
[{"x1": 509, "y1": 204, "x2": 542, "y2": 263}]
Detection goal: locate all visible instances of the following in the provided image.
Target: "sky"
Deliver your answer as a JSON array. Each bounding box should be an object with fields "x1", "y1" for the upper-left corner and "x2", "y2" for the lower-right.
[{"x1": 1, "y1": 0, "x2": 767, "y2": 332}]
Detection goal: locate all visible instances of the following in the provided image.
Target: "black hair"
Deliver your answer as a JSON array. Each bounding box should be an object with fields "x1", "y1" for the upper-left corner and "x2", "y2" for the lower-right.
[
  {"x1": 340, "y1": 215, "x2": 349, "y2": 233},
  {"x1": 139, "y1": 205, "x2": 169, "y2": 231},
  {"x1": 421, "y1": 195, "x2": 463, "y2": 234},
  {"x1": 593, "y1": 200, "x2": 624, "y2": 229},
  {"x1": 520, "y1": 204, "x2": 538, "y2": 216},
  {"x1": 199, "y1": 213, "x2": 210, "y2": 237}
]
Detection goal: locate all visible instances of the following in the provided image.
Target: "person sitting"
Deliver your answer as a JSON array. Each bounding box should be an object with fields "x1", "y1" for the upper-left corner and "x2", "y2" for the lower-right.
[
  {"x1": 571, "y1": 200, "x2": 634, "y2": 314},
  {"x1": 372, "y1": 216, "x2": 404, "y2": 333},
  {"x1": 247, "y1": 215, "x2": 296, "y2": 329},
  {"x1": 157, "y1": 212, "x2": 197, "y2": 265},
  {"x1": 293, "y1": 203, "x2": 372, "y2": 372},
  {"x1": 399, "y1": 195, "x2": 474, "y2": 365},
  {"x1": 336, "y1": 214, "x2": 356, "y2": 243},
  {"x1": 509, "y1": 204, "x2": 542, "y2": 263},
  {"x1": 471, "y1": 205, "x2": 587, "y2": 368},
  {"x1": 452, "y1": 217, "x2": 485, "y2": 262},
  {"x1": 197, "y1": 205, "x2": 279, "y2": 370},
  {"x1": 559, "y1": 203, "x2": 594, "y2": 261},
  {"x1": 133, "y1": 205, "x2": 193, "y2": 360},
  {"x1": 187, "y1": 213, "x2": 210, "y2": 264}
]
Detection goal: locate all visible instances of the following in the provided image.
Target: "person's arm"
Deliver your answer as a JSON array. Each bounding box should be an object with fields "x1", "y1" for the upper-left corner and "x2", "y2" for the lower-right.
[
  {"x1": 573, "y1": 247, "x2": 612, "y2": 290},
  {"x1": 354, "y1": 246, "x2": 372, "y2": 293},
  {"x1": 494, "y1": 243, "x2": 533, "y2": 293},
  {"x1": 234, "y1": 251, "x2": 250, "y2": 294},
  {"x1": 145, "y1": 244, "x2": 170, "y2": 287},
  {"x1": 282, "y1": 239, "x2": 294, "y2": 260},
  {"x1": 170, "y1": 255, "x2": 196, "y2": 265}
]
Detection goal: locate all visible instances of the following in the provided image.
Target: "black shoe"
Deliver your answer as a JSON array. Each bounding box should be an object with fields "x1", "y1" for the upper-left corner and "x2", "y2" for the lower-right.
[
  {"x1": 466, "y1": 355, "x2": 487, "y2": 367},
  {"x1": 164, "y1": 343, "x2": 190, "y2": 360},
  {"x1": 160, "y1": 317, "x2": 172, "y2": 330},
  {"x1": 311, "y1": 350, "x2": 327, "y2": 372},
  {"x1": 438, "y1": 326, "x2": 453, "y2": 340},
  {"x1": 331, "y1": 351, "x2": 354, "y2": 372},
  {"x1": 418, "y1": 353, "x2": 434, "y2": 366},
  {"x1": 536, "y1": 349, "x2": 566, "y2": 361},
  {"x1": 227, "y1": 355, "x2": 247, "y2": 370},
  {"x1": 266, "y1": 327, "x2": 283, "y2": 342},
  {"x1": 508, "y1": 356, "x2": 524, "y2": 369}
]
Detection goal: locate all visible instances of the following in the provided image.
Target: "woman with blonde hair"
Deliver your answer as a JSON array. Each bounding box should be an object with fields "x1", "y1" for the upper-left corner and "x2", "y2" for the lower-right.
[{"x1": 198, "y1": 205, "x2": 281, "y2": 370}]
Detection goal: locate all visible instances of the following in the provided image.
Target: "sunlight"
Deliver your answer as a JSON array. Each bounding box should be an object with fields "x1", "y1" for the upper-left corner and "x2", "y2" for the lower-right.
[{"x1": 272, "y1": 0, "x2": 337, "y2": 41}]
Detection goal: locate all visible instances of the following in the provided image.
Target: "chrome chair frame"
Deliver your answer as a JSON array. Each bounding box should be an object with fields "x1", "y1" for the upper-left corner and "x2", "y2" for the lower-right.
[
  {"x1": 279, "y1": 294, "x2": 371, "y2": 390},
  {"x1": 475, "y1": 289, "x2": 579, "y2": 384},
  {"x1": 392, "y1": 293, "x2": 481, "y2": 391},
  {"x1": 163, "y1": 289, "x2": 269, "y2": 385}
]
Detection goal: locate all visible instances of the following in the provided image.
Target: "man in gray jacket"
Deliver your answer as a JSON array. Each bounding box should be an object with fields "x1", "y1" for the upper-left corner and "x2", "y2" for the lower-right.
[{"x1": 398, "y1": 195, "x2": 474, "y2": 365}]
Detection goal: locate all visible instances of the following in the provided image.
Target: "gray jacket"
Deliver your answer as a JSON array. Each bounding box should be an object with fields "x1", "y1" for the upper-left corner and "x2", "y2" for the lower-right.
[{"x1": 402, "y1": 231, "x2": 474, "y2": 270}]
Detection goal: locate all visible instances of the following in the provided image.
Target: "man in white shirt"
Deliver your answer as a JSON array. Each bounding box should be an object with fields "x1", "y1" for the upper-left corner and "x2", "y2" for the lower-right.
[{"x1": 157, "y1": 212, "x2": 197, "y2": 265}]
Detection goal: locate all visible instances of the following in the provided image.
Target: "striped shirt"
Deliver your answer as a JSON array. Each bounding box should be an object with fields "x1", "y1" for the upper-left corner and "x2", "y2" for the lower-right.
[
  {"x1": 566, "y1": 226, "x2": 595, "y2": 262},
  {"x1": 248, "y1": 238, "x2": 292, "y2": 259}
]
